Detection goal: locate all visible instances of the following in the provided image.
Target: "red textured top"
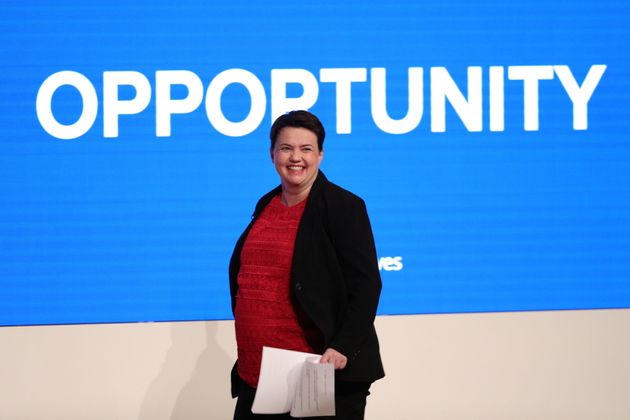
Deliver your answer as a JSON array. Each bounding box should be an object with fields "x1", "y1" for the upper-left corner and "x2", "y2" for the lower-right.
[{"x1": 234, "y1": 194, "x2": 315, "y2": 388}]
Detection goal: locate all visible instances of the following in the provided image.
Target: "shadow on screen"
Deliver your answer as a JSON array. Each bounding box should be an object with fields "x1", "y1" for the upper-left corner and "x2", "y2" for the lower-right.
[{"x1": 138, "y1": 321, "x2": 234, "y2": 420}]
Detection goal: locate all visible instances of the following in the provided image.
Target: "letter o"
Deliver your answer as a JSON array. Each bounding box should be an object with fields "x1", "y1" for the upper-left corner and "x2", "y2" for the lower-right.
[
  {"x1": 36, "y1": 71, "x2": 98, "y2": 140},
  {"x1": 205, "y1": 69, "x2": 266, "y2": 137}
]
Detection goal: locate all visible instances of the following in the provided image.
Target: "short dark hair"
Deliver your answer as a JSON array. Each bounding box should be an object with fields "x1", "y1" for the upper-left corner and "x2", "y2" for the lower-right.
[{"x1": 270, "y1": 110, "x2": 325, "y2": 151}]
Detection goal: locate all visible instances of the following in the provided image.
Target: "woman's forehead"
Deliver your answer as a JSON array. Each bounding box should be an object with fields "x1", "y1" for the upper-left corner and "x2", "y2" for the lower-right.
[{"x1": 276, "y1": 127, "x2": 318, "y2": 145}]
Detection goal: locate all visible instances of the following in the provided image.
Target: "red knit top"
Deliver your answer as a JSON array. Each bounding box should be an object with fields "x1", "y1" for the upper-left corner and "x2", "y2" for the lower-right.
[{"x1": 234, "y1": 194, "x2": 315, "y2": 388}]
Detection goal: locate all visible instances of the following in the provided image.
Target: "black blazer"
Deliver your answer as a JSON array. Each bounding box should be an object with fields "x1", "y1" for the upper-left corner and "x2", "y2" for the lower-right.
[{"x1": 229, "y1": 171, "x2": 385, "y2": 396}]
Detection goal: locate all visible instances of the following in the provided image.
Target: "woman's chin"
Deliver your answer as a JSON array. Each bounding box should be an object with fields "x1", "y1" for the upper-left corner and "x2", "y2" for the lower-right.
[{"x1": 282, "y1": 173, "x2": 307, "y2": 186}]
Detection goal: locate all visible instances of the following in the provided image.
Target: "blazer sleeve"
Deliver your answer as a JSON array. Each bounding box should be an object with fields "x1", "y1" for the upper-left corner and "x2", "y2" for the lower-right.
[{"x1": 326, "y1": 194, "x2": 382, "y2": 359}]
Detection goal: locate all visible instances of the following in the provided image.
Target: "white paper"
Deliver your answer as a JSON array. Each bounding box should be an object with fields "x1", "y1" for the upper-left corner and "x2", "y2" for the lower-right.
[
  {"x1": 251, "y1": 346, "x2": 335, "y2": 417},
  {"x1": 290, "y1": 356, "x2": 335, "y2": 417}
]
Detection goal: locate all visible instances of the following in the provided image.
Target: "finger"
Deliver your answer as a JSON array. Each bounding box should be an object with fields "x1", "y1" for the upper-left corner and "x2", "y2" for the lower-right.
[{"x1": 338, "y1": 358, "x2": 347, "y2": 369}]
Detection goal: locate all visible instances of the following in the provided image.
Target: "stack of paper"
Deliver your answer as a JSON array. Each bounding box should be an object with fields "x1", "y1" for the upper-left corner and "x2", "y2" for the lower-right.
[{"x1": 252, "y1": 346, "x2": 335, "y2": 417}]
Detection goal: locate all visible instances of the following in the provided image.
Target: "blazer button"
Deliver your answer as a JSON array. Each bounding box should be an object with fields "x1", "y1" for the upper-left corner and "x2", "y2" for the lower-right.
[{"x1": 295, "y1": 283, "x2": 302, "y2": 291}]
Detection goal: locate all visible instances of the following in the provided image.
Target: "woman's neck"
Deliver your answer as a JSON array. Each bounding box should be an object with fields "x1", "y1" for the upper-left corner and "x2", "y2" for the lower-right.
[{"x1": 280, "y1": 184, "x2": 311, "y2": 206}]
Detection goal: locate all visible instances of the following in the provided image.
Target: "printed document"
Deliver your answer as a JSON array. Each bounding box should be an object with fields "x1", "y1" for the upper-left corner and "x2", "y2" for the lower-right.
[{"x1": 251, "y1": 346, "x2": 335, "y2": 417}]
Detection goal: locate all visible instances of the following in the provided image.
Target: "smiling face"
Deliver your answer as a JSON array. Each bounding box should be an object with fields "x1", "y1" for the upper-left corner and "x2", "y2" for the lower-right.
[{"x1": 271, "y1": 126, "x2": 323, "y2": 196}]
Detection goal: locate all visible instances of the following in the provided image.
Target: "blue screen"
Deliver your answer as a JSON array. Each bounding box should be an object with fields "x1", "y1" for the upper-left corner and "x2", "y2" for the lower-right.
[{"x1": 1, "y1": 0, "x2": 629, "y2": 326}]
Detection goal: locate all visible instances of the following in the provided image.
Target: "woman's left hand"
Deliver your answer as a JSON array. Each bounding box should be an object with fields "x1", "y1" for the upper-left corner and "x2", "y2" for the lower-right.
[{"x1": 320, "y1": 348, "x2": 348, "y2": 370}]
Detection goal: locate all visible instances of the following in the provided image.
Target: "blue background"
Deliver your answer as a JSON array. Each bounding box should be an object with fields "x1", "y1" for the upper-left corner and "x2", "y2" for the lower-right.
[{"x1": 1, "y1": 1, "x2": 629, "y2": 326}]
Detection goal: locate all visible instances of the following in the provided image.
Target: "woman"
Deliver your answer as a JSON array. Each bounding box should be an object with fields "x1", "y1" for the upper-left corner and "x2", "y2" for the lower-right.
[{"x1": 229, "y1": 110, "x2": 384, "y2": 419}]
